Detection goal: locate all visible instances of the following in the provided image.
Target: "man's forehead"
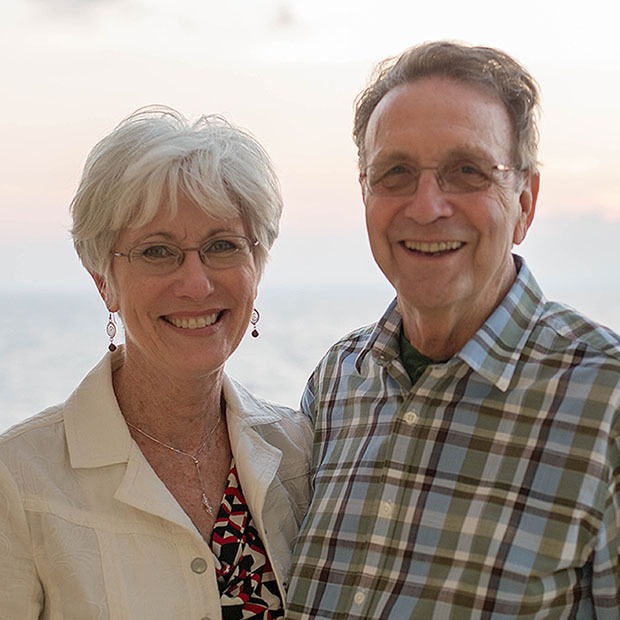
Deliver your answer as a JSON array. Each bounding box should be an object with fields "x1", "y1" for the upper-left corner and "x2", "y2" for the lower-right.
[{"x1": 364, "y1": 78, "x2": 513, "y2": 162}]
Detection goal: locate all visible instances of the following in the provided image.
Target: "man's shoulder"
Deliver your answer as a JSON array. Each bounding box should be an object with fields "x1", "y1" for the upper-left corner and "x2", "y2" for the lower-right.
[
  {"x1": 314, "y1": 322, "x2": 379, "y2": 369},
  {"x1": 329, "y1": 322, "x2": 377, "y2": 350},
  {"x1": 308, "y1": 300, "x2": 401, "y2": 385},
  {"x1": 537, "y1": 300, "x2": 620, "y2": 363}
]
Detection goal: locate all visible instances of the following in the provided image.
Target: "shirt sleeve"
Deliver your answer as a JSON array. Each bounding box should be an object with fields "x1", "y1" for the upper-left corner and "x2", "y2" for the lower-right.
[
  {"x1": 592, "y1": 431, "x2": 620, "y2": 616},
  {"x1": 0, "y1": 459, "x2": 43, "y2": 619},
  {"x1": 300, "y1": 373, "x2": 318, "y2": 426}
]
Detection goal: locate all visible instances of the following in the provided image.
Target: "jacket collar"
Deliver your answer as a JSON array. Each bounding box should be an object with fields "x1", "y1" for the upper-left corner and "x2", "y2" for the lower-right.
[
  {"x1": 64, "y1": 347, "x2": 132, "y2": 469},
  {"x1": 64, "y1": 350, "x2": 285, "y2": 470},
  {"x1": 223, "y1": 374, "x2": 285, "y2": 426},
  {"x1": 223, "y1": 375, "x2": 283, "y2": 520},
  {"x1": 62, "y1": 350, "x2": 283, "y2": 537}
]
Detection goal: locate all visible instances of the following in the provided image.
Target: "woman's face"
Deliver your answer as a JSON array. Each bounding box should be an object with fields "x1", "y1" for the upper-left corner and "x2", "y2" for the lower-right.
[{"x1": 96, "y1": 197, "x2": 259, "y2": 382}]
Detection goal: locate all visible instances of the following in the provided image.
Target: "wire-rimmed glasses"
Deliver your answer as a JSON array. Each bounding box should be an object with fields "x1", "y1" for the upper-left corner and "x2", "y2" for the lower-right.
[
  {"x1": 362, "y1": 157, "x2": 520, "y2": 197},
  {"x1": 113, "y1": 234, "x2": 259, "y2": 275}
]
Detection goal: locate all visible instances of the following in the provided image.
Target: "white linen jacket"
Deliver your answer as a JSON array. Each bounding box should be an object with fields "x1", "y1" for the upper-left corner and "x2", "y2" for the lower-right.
[{"x1": 0, "y1": 349, "x2": 312, "y2": 620}]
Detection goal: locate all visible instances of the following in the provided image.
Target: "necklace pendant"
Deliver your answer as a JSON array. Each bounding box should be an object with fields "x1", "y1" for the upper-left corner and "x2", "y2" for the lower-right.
[{"x1": 201, "y1": 492, "x2": 214, "y2": 516}]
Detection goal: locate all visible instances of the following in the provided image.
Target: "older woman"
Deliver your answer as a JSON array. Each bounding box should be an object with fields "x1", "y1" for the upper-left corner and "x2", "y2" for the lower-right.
[{"x1": 0, "y1": 106, "x2": 311, "y2": 619}]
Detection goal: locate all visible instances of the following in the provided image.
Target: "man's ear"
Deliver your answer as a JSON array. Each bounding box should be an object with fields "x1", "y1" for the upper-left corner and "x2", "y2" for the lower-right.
[
  {"x1": 90, "y1": 271, "x2": 118, "y2": 312},
  {"x1": 359, "y1": 173, "x2": 369, "y2": 206},
  {"x1": 513, "y1": 171, "x2": 540, "y2": 245}
]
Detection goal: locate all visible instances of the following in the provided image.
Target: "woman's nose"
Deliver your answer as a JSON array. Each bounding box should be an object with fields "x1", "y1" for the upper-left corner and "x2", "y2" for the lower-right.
[{"x1": 173, "y1": 250, "x2": 216, "y2": 298}]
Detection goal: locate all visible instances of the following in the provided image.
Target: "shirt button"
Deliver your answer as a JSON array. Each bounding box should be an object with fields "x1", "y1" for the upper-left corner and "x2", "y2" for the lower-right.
[
  {"x1": 354, "y1": 590, "x2": 366, "y2": 605},
  {"x1": 191, "y1": 557, "x2": 208, "y2": 574},
  {"x1": 404, "y1": 410, "x2": 418, "y2": 425},
  {"x1": 379, "y1": 500, "x2": 394, "y2": 518}
]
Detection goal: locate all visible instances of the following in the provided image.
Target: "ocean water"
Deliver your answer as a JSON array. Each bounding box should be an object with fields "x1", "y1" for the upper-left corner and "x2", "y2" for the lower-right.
[
  {"x1": 2, "y1": 274, "x2": 619, "y2": 434},
  {"x1": 0, "y1": 286, "x2": 393, "y2": 433}
]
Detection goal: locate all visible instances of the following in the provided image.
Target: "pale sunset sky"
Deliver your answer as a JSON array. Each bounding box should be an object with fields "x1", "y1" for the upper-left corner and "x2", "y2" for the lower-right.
[{"x1": 1, "y1": 0, "x2": 619, "y2": 299}]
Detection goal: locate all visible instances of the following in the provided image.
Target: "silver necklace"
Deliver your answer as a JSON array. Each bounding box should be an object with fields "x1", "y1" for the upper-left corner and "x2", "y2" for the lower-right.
[{"x1": 126, "y1": 414, "x2": 223, "y2": 516}]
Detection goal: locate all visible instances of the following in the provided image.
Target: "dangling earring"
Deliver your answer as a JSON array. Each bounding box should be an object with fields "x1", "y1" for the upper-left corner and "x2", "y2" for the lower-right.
[
  {"x1": 106, "y1": 313, "x2": 118, "y2": 352},
  {"x1": 250, "y1": 308, "x2": 260, "y2": 338}
]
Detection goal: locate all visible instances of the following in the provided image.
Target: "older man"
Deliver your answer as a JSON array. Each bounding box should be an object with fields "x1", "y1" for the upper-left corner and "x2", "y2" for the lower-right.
[{"x1": 286, "y1": 41, "x2": 620, "y2": 619}]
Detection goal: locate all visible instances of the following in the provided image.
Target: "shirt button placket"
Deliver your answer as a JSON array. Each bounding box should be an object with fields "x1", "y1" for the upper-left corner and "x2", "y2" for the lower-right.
[
  {"x1": 404, "y1": 410, "x2": 418, "y2": 425},
  {"x1": 379, "y1": 499, "x2": 394, "y2": 518}
]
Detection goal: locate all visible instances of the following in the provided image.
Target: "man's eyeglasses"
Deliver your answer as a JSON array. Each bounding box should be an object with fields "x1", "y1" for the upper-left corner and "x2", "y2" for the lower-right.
[
  {"x1": 362, "y1": 157, "x2": 520, "y2": 197},
  {"x1": 113, "y1": 235, "x2": 258, "y2": 275}
]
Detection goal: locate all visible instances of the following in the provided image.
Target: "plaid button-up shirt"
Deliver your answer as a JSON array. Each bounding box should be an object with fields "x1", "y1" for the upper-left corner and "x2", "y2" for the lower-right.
[{"x1": 286, "y1": 256, "x2": 620, "y2": 619}]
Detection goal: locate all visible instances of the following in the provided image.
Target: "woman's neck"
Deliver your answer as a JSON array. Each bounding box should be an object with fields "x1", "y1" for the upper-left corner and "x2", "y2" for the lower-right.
[{"x1": 112, "y1": 355, "x2": 224, "y2": 451}]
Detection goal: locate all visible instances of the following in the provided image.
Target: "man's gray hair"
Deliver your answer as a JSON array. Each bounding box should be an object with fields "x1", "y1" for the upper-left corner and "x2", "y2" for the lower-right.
[{"x1": 353, "y1": 40, "x2": 541, "y2": 173}]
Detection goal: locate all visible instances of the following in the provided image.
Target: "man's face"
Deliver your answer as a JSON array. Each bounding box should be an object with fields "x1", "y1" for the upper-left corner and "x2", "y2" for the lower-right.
[{"x1": 362, "y1": 77, "x2": 538, "y2": 329}]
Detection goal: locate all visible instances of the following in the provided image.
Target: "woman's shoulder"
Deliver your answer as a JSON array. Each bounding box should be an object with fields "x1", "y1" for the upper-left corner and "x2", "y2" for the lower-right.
[
  {"x1": 224, "y1": 376, "x2": 312, "y2": 452},
  {"x1": 0, "y1": 404, "x2": 68, "y2": 485},
  {"x1": 0, "y1": 404, "x2": 66, "y2": 448}
]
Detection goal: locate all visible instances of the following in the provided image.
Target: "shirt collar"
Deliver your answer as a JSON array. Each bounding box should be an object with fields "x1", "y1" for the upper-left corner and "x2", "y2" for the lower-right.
[
  {"x1": 357, "y1": 255, "x2": 546, "y2": 392},
  {"x1": 355, "y1": 297, "x2": 402, "y2": 374},
  {"x1": 459, "y1": 255, "x2": 546, "y2": 391}
]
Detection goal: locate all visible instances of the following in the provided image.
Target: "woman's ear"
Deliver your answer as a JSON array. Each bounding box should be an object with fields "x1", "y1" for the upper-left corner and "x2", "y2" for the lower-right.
[{"x1": 90, "y1": 271, "x2": 119, "y2": 312}]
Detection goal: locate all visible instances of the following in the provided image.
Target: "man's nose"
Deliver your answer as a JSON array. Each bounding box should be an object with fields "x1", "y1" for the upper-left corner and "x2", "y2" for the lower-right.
[{"x1": 401, "y1": 170, "x2": 454, "y2": 224}]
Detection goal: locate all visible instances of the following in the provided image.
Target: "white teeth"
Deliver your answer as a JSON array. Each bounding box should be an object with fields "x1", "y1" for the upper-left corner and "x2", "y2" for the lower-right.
[
  {"x1": 403, "y1": 241, "x2": 463, "y2": 254},
  {"x1": 168, "y1": 314, "x2": 218, "y2": 329}
]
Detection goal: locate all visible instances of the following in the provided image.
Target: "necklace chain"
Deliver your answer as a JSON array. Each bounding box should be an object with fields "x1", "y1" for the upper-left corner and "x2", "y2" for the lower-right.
[{"x1": 126, "y1": 414, "x2": 223, "y2": 516}]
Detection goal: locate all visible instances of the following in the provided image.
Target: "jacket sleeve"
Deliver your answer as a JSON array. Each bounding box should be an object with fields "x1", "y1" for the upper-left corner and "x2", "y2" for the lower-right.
[{"x1": 0, "y1": 459, "x2": 43, "y2": 619}]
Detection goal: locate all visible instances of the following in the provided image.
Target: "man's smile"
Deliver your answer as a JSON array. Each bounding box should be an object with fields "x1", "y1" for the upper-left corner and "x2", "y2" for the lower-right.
[{"x1": 401, "y1": 240, "x2": 464, "y2": 256}]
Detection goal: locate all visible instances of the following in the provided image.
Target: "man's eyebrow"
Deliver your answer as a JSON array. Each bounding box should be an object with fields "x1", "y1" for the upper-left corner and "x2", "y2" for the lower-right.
[
  {"x1": 368, "y1": 146, "x2": 496, "y2": 169},
  {"x1": 444, "y1": 147, "x2": 495, "y2": 161},
  {"x1": 367, "y1": 151, "x2": 415, "y2": 168}
]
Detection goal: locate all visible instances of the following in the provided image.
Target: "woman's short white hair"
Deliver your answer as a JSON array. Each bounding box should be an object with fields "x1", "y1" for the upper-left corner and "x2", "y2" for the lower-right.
[{"x1": 71, "y1": 105, "x2": 283, "y2": 293}]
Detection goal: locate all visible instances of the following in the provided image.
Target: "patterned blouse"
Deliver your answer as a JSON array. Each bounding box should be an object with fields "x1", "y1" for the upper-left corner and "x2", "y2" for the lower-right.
[{"x1": 211, "y1": 460, "x2": 284, "y2": 619}]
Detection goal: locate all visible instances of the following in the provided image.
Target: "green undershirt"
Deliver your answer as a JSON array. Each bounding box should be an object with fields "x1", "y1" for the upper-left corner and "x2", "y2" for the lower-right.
[{"x1": 399, "y1": 328, "x2": 446, "y2": 385}]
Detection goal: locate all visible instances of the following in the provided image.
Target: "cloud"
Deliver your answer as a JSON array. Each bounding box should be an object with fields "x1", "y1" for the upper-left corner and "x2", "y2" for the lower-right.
[
  {"x1": 26, "y1": 0, "x2": 122, "y2": 17},
  {"x1": 28, "y1": 0, "x2": 120, "y2": 7}
]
